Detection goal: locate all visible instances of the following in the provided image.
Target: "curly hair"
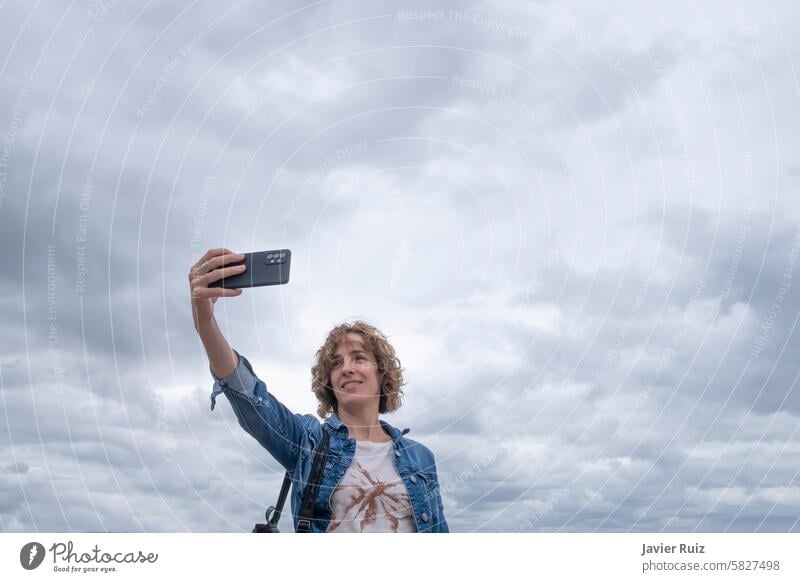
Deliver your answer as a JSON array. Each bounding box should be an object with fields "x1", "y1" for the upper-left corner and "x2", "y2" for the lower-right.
[{"x1": 311, "y1": 320, "x2": 405, "y2": 418}]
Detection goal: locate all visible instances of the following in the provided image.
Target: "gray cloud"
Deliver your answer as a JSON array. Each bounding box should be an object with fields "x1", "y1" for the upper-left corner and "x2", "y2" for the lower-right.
[{"x1": 1, "y1": 0, "x2": 799, "y2": 533}]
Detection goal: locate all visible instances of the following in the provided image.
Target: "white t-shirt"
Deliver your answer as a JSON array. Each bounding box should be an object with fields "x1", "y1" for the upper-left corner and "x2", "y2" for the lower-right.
[{"x1": 326, "y1": 440, "x2": 418, "y2": 533}]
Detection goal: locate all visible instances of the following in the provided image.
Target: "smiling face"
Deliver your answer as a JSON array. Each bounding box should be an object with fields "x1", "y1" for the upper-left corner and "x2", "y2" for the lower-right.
[
  {"x1": 310, "y1": 321, "x2": 406, "y2": 418},
  {"x1": 329, "y1": 332, "x2": 384, "y2": 414}
]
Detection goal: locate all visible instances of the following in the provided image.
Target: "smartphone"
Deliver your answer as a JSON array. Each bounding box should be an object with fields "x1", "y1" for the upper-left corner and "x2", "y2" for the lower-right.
[{"x1": 209, "y1": 249, "x2": 291, "y2": 289}]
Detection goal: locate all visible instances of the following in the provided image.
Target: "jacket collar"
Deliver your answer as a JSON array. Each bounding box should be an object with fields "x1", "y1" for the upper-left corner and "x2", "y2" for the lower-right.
[{"x1": 325, "y1": 412, "x2": 411, "y2": 442}]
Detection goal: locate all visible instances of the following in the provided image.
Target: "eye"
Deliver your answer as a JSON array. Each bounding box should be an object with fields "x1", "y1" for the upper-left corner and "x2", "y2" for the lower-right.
[{"x1": 331, "y1": 360, "x2": 341, "y2": 368}]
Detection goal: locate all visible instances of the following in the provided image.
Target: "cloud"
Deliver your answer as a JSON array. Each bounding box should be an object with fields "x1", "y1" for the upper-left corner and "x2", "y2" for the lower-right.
[{"x1": 1, "y1": 0, "x2": 799, "y2": 533}]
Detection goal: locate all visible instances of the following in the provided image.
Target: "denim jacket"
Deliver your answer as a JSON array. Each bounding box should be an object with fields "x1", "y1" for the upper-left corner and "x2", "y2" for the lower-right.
[{"x1": 210, "y1": 351, "x2": 449, "y2": 533}]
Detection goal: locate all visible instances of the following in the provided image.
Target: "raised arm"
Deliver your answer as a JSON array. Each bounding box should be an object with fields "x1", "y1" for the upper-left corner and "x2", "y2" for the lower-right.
[
  {"x1": 189, "y1": 248, "x2": 315, "y2": 471},
  {"x1": 189, "y1": 247, "x2": 245, "y2": 377}
]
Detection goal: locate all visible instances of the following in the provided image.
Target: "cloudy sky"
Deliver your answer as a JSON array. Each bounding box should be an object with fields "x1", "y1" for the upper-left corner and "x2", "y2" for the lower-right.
[{"x1": 1, "y1": 0, "x2": 799, "y2": 533}]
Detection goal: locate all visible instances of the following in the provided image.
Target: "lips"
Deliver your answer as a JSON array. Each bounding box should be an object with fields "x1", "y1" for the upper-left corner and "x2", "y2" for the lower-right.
[{"x1": 341, "y1": 380, "x2": 362, "y2": 390}]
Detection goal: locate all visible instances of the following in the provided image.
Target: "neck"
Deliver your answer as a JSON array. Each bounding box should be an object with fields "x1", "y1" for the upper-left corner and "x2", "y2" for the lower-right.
[{"x1": 335, "y1": 405, "x2": 389, "y2": 441}]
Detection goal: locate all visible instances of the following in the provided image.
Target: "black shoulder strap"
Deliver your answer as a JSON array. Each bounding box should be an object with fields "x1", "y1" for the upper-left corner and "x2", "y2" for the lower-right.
[
  {"x1": 296, "y1": 428, "x2": 330, "y2": 533},
  {"x1": 263, "y1": 472, "x2": 292, "y2": 528}
]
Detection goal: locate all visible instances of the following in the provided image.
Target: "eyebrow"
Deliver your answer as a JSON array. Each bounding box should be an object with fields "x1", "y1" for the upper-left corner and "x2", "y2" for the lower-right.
[{"x1": 331, "y1": 349, "x2": 368, "y2": 359}]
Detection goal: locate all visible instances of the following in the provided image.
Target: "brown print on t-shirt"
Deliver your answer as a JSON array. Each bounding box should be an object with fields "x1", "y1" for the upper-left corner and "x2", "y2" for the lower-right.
[{"x1": 328, "y1": 463, "x2": 410, "y2": 532}]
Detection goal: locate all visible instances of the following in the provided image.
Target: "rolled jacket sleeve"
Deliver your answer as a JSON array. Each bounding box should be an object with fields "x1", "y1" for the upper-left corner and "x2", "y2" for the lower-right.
[{"x1": 209, "y1": 350, "x2": 256, "y2": 410}]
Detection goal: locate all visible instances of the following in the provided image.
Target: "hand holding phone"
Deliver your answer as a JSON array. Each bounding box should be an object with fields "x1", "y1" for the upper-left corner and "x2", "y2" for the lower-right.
[
  {"x1": 209, "y1": 249, "x2": 292, "y2": 289},
  {"x1": 189, "y1": 248, "x2": 246, "y2": 330}
]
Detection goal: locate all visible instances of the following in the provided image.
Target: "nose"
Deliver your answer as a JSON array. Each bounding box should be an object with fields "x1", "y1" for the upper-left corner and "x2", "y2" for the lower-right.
[{"x1": 341, "y1": 357, "x2": 356, "y2": 375}]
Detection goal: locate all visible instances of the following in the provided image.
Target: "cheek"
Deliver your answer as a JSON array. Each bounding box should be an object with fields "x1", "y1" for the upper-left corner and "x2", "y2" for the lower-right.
[{"x1": 367, "y1": 366, "x2": 380, "y2": 382}]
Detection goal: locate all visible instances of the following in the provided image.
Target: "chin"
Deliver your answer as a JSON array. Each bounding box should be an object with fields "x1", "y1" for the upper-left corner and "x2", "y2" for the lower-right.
[{"x1": 339, "y1": 393, "x2": 377, "y2": 406}]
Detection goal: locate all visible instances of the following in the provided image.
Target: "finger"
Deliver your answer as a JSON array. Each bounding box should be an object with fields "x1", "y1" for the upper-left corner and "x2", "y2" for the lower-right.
[
  {"x1": 194, "y1": 248, "x2": 219, "y2": 267},
  {"x1": 192, "y1": 286, "x2": 242, "y2": 299},
  {"x1": 202, "y1": 263, "x2": 246, "y2": 285},
  {"x1": 197, "y1": 250, "x2": 244, "y2": 275},
  {"x1": 195, "y1": 247, "x2": 236, "y2": 269},
  {"x1": 204, "y1": 252, "x2": 245, "y2": 273}
]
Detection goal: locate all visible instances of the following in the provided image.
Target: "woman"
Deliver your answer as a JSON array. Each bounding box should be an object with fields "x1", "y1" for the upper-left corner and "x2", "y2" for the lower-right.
[{"x1": 189, "y1": 248, "x2": 449, "y2": 533}]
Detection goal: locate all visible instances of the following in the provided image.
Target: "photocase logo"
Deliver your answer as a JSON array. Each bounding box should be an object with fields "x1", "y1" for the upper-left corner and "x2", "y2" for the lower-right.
[{"x1": 20, "y1": 542, "x2": 46, "y2": 570}]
